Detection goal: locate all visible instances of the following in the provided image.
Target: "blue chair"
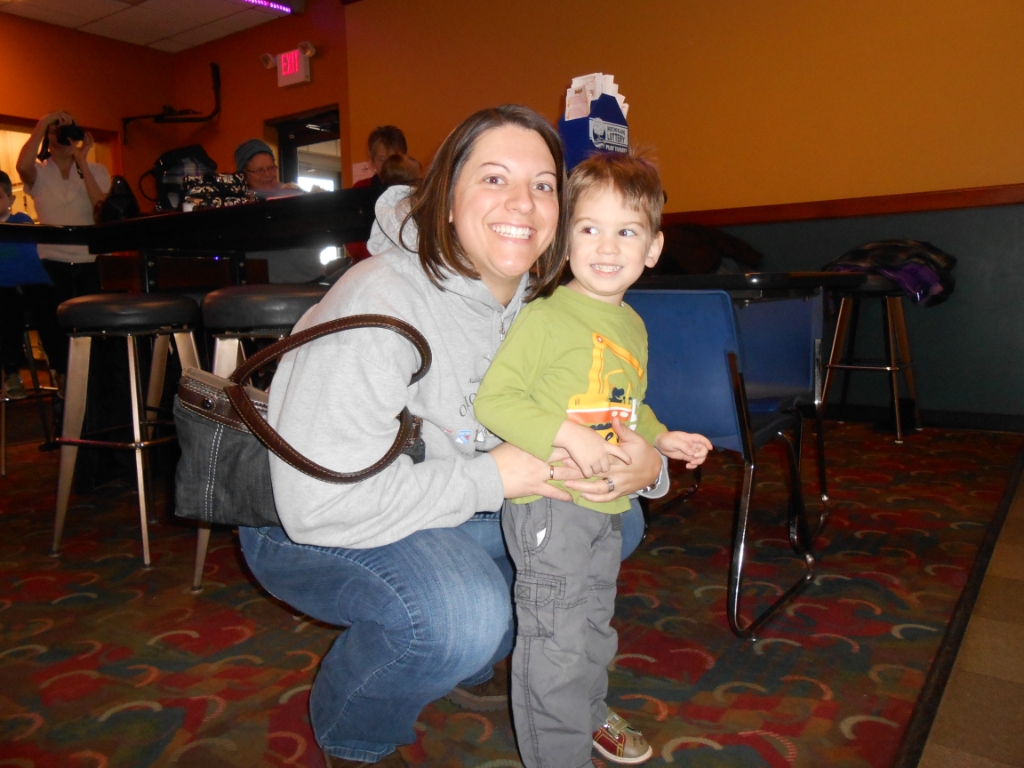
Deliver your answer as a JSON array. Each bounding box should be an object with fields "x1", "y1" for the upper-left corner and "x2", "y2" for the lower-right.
[
  {"x1": 734, "y1": 293, "x2": 830, "y2": 522},
  {"x1": 626, "y1": 289, "x2": 820, "y2": 639}
]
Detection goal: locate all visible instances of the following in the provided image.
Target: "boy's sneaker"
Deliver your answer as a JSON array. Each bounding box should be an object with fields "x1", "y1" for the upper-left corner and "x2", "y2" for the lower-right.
[
  {"x1": 592, "y1": 710, "x2": 653, "y2": 765},
  {"x1": 4, "y1": 372, "x2": 26, "y2": 400}
]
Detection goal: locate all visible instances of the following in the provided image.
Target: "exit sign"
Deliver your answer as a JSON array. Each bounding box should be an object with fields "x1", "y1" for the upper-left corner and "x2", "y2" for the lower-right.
[{"x1": 276, "y1": 48, "x2": 310, "y2": 87}]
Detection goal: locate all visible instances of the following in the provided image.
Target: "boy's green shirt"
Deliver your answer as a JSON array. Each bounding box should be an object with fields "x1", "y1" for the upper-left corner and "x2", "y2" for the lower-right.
[{"x1": 475, "y1": 286, "x2": 666, "y2": 514}]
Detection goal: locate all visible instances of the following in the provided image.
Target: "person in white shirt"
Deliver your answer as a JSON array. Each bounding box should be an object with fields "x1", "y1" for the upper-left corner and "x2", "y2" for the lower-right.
[{"x1": 16, "y1": 110, "x2": 111, "y2": 299}]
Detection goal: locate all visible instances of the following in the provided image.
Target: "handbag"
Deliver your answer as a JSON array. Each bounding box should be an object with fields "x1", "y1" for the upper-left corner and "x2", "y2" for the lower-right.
[
  {"x1": 181, "y1": 172, "x2": 256, "y2": 210},
  {"x1": 173, "y1": 314, "x2": 431, "y2": 529},
  {"x1": 139, "y1": 144, "x2": 219, "y2": 211},
  {"x1": 97, "y1": 175, "x2": 141, "y2": 222}
]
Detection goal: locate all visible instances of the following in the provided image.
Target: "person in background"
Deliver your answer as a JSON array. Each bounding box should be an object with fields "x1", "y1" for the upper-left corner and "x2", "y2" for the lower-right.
[
  {"x1": 15, "y1": 111, "x2": 111, "y2": 303},
  {"x1": 360, "y1": 125, "x2": 408, "y2": 194},
  {"x1": 233, "y1": 139, "x2": 325, "y2": 283},
  {"x1": 348, "y1": 126, "x2": 409, "y2": 261},
  {"x1": 378, "y1": 152, "x2": 423, "y2": 189},
  {"x1": 0, "y1": 171, "x2": 63, "y2": 398},
  {"x1": 235, "y1": 138, "x2": 303, "y2": 199}
]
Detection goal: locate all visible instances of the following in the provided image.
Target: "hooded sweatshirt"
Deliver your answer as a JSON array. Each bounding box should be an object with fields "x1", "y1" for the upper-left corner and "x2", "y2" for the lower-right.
[{"x1": 267, "y1": 185, "x2": 521, "y2": 548}]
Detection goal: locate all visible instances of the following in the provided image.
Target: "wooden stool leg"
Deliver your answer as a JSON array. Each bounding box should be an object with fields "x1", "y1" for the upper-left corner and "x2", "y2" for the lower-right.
[
  {"x1": 821, "y1": 297, "x2": 853, "y2": 408},
  {"x1": 53, "y1": 336, "x2": 92, "y2": 557},
  {"x1": 173, "y1": 331, "x2": 201, "y2": 372},
  {"x1": 192, "y1": 522, "x2": 212, "y2": 593},
  {"x1": 883, "y1": 298, "x2": 904, "y2": 443},
  {"x1": 890, "y1": 296, "x2": 922, "y2": 431},
  {"x1": 127, "y1": 335, "x2": 152, "y2": 567},
  {"x1": 146, "y1": 336, "x2": 170, "y2": 434},
  {"x1": 212, "y1": 338, "x2": 243, "y2": 378}
]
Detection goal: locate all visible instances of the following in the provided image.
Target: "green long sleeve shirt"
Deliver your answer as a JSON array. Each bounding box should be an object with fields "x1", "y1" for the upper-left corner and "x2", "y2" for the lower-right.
[{"x1": 475, "y1": 286, "x2": 667, "y2": 513}]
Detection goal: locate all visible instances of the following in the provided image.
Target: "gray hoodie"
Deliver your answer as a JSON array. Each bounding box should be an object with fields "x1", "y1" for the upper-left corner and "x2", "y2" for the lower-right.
[{"x1": 267, "y1": 185, "x2": 522, "y2": 548}]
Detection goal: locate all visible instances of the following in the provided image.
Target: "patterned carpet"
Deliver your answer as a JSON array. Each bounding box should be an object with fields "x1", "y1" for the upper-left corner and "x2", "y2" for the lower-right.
[{"x1": 1, "y1": 418, "x2": 1021, "y2": 767}]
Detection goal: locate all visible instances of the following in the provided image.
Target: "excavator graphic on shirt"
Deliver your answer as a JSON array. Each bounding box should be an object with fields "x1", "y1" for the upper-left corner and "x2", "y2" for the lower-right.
[{"x1": 565, "y1": 332, "x2": 644, "y2": 444}]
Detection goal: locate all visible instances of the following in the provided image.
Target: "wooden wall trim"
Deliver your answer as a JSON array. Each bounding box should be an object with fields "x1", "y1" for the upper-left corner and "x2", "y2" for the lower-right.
[{"x1": 664, "y1": 183, "x2": 1024, "y2": 228}]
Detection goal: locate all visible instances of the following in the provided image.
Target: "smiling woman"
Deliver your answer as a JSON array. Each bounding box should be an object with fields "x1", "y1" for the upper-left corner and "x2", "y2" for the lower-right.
[
  {"x1": 449, "y1": 125, "x2": 559, "y2": 304},
  {"x1": 235, "y1": 105, "x2": 664, "y2": 766}
]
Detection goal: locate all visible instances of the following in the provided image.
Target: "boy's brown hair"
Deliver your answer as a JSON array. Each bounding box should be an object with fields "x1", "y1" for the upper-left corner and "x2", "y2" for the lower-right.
[
  {"x1": 565, "y1": 150, "x2": 664, "y2": 237},
  {"x1": 0, "y1": 170, "x2": 12, "y2": 198}
]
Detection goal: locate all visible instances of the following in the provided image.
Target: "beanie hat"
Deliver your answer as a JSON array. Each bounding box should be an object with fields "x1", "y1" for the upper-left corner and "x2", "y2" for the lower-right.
[{"x1": 235, "y1": 139, "x2": 275, "y2": 173}]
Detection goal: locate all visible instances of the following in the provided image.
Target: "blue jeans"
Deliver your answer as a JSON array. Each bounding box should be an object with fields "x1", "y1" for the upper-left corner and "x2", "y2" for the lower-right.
[{"x1": 238, "y1": 500, "x2": 645, "y2": 762}]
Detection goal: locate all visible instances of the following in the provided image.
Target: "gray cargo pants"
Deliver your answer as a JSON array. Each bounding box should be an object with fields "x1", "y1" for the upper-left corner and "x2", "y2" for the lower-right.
[{"x1": 503, "y1": 497, "x2": 622, "y2": 768}]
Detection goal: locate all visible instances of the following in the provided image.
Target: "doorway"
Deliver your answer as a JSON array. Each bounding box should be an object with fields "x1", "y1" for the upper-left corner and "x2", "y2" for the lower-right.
[{"x1": 271, "y1": 107, "x2": 341, "y2": 189}]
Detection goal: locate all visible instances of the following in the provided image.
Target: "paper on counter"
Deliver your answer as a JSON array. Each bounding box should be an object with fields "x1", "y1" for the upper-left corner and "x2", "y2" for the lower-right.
[{"x1": 564, "y1": 72, "x2": 629, "y2": 121}]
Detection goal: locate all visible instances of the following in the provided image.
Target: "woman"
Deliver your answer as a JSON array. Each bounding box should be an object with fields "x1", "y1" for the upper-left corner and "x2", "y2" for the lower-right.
[
  {"x1": 239, "y1": 105, "x2": 666, "y2": 766},
  {"x1": 16, "y1": 111, "x2": 111, "y2": 302}
]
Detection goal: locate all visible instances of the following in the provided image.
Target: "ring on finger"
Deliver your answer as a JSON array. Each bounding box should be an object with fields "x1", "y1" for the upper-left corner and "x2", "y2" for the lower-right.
[
  {"x1": 605, "y1": 477, "x2": 615, "y2": 493},
  {"x1": 549, "y1": 464, "x2": 555, "y2": 480}
]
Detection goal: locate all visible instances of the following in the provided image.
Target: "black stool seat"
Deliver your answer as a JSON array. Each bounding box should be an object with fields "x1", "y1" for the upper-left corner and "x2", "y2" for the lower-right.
[
  {"x1": 57, "y1": 293, "x2": 200, "y2": 334},
  {"x1": 202, "y1": 284, "x2": 329, "y2": 330}
]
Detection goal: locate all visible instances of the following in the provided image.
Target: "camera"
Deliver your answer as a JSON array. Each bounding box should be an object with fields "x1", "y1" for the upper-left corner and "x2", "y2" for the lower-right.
[{"x1": 56, "y1": 123, "x2": 85, "y2": 145}]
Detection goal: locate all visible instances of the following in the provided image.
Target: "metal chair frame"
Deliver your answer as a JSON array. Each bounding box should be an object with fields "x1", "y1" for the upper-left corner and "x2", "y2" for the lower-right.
[{"x1": 627, "y1": 289, "x2": 828, "y2": 640}]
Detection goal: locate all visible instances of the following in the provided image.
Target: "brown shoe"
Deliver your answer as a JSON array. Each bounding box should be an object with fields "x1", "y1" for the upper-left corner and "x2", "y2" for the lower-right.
[
  {"x1": 444, "y1": 672, "x2": 509, "y2": 711},
  {"x1": 592, "y1": 710, "x2": 653, "y2": 765},
  {"x1": 322, "y1": 747, "x2": 409, "y2": 767}
]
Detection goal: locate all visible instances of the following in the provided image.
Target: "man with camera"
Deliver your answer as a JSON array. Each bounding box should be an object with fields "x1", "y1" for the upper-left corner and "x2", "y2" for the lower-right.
[{"x1": 16, "y1": 111, "x2": 111, "y2": 301}]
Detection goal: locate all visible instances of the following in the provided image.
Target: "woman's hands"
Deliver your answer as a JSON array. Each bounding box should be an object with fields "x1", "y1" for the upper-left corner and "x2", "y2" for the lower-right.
[
  {"x1": 71, "y1": 131, "x2": 94, "y2": 168},
  {"x1": 491, "y1": 442, "x2": 579, "y2": 502},
  {"x1": 563, "y1": 417, "x2": 662, "y2": 504},
  {"x1": 37, "y1": 111, "x2": 75, "y2": 132}
]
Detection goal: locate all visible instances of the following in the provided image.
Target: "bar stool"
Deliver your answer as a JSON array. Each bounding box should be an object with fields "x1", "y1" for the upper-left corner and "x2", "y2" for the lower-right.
[
  {"x1": 191, "y1": 283, "x2": 328, "y2": 591},
  {"x1": 821, "y1": 274, "x2": 921, "y2": 443},
  {"x1": 52, "y1": 293, "x2": 201, "y2": 566}
]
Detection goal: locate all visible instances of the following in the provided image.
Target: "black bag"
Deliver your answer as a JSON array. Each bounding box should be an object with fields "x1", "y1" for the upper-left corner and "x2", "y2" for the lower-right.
[
  {"x1": 98, "y1": 175, "x2": 141, "y2": 222},
  {"x1": 173, "y1": 315, "x2": 431, "y2": 528},
  {"x1": 139, "y1": 144, "x2": 218, "y2": 212}
]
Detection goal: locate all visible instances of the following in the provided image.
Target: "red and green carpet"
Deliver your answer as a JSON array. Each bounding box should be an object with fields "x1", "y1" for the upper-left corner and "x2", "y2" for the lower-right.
[{"x1": 1, "y1": 419, "x2": 1021, "y2": 767}]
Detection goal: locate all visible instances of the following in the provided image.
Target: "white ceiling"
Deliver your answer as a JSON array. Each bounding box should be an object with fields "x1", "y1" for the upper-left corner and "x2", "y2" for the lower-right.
[{"x1": 0, "y1": 0, "x2": 304, "y2": 52}]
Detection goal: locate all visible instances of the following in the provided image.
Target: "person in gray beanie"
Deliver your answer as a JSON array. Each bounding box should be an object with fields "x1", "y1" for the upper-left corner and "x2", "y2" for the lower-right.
[
  {"x1": 233, "y1": 138, "x2": 323, "y2": 281},
  {"x1": 234, "y1": 138, "x2": 301, "y2": 196}
]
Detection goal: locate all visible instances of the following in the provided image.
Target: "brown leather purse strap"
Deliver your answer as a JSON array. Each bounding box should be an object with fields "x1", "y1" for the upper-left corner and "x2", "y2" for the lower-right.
[
  {"x1": 229, "y1": 314, "x2": 430, "y2": 385},
  {"x1": 223, "y1": 314, "x2": 431, "y2": 484}
]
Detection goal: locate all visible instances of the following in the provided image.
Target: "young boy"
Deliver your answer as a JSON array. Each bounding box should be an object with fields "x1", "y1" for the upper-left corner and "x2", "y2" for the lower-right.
[
  {"x1": 0, "y1": 171, "x2": 61, "y2": 399},
  {"x1": 475, "y1": 152, "x2": 712, "y2": 768}
]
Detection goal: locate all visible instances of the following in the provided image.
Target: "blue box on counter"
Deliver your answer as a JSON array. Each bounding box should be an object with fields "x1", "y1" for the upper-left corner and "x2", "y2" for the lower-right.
[{"x1": 558, "y1": 93, "x2": 630, "y2": 172}]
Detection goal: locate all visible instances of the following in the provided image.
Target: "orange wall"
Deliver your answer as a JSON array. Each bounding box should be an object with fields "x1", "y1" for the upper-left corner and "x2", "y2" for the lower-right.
[
  {"x1": 345, "y1": 0, "x2": 1024, "y2": 212},
  {"x1": 172, "y1": 0, "x2": 352, "y2": 183},
  {"x1": 0, "y1": 13, "x2": 178, "y2": 204},
  {"x1": 4, "y1": 0, "x2": 1024, "y2": 215}
]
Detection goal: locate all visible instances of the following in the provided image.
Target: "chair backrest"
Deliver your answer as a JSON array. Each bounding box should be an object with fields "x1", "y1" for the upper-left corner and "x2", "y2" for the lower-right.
[
  {"x1": 626, "y1": 289, "x2": 744, "y2": 453},
  {"x1": 734, "y1": 293, "x2": 822, "y2": 395}
]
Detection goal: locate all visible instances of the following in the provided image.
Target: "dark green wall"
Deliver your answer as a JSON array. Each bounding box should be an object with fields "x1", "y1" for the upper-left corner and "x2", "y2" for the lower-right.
[{"x1": 724, "y1": 204, "x2": 1024, "y2": 418}]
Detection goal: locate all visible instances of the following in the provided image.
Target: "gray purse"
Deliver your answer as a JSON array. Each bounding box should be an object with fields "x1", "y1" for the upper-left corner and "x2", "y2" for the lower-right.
[{"x1": 173, "y1": 314, "x2": 430, "y2": 528}]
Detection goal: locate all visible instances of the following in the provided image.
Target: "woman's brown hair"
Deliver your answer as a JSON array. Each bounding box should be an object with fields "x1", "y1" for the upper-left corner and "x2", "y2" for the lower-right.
[{"x1": 404, "y1": 105, "x2": 567, "y2": 300}]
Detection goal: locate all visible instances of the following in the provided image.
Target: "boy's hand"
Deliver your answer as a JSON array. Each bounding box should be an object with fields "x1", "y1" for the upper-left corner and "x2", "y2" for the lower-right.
[
  {"x1": 654, "y1": 431, "x2": 713, "y2": 469},
  {"x1": 552, "y1": 419, "x2": 630, "y2": 479}
]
